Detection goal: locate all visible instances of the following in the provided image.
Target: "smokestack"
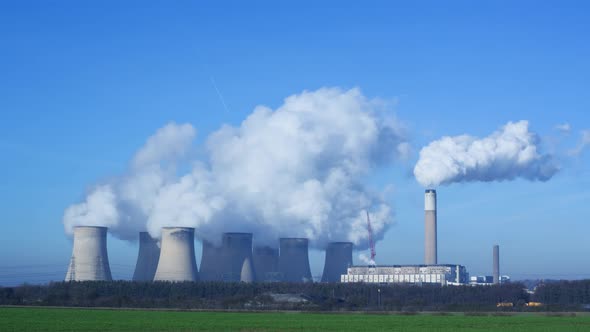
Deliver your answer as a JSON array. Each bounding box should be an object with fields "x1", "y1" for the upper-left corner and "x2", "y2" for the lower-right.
[
  {"x1": 199, "y1": 240, "x2": 223, "y2": 281},
  {"x1": 321, "y1": 242, "x2": 353, "y2": 282},
  {"x1": 132, "y1": 232, "x2": 160, "y2": 281},
  {"x1": 220, "y1": 233, "x2": 256, "y2": 282},
  {"x1": 65, "y1": 226, "x2": 112, "y2": 281},
  {"x1": 278, "y1": 238, "x2": 312, "y2": 282},
  {"x1": 493, "y1": 244, "x2": 500, "y2": 284},
  {"x1": 424, "y1": 189, "x2": 437, "y2": 265},
  {"x1": 153, "y1": 227, "x2": 199, "y2": 282},
  {"x1": 253, "y1": 246, "x2": 279, "y2": 282}
]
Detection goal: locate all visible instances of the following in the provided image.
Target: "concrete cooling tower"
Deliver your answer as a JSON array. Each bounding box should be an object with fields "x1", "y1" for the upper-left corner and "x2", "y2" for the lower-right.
[
  {"x1": 153, "y1": 227, "x2": 199, "y2": 282},
  {"x1": 321, "y1": 242, "x2": 353, "y2": 282},
  {"x1": 278, "y1": 238, "x2": 312, "y2": 282},
  {"x1": 493, "y1": 244, "x2": 500, "y2": 285},
  {"x1": 240, "y1": 257, "x2": 255, "y2": 283},
  {"x1": 253, "y1": 246, "x2": 279, "y2": 282},
  {"x1": 199, "y1": 240, "x2": 224, "y2": 281},
  {"x1": 132, "y1": 232, "x2": 160, "y2": 281},
  {"x1": 424, "y1": 189, "x2": 438, "y2": 265},
  {"x1": 219, "y1": 232, "x2": 256, "y2": 282},
  {"x1": 65, "y1": 226, "x2": 112, "y2": 281}
]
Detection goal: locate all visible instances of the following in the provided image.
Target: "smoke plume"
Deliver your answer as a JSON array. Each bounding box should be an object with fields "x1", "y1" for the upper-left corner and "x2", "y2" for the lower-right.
[
  {"x1": 63, "y1": 88, "x2": 407, "y2": 249},
  {"x1": 414, "y1": 121, "x2": 559, "y2": 187},
  {"x1": 63, "y1": 123, "x2": 196, "y2": 239}
]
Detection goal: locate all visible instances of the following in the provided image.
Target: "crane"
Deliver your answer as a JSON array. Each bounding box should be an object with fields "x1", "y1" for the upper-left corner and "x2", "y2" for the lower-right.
[{"x1": 366, "y1": 210, "x2": 376, "y2": 265}]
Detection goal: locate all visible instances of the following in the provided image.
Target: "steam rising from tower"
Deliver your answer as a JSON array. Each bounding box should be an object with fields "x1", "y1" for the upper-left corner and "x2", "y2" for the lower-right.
[
  {"x1": 65, "y1": 226, "x2": 112, "y2": 281},
  {"x1": 424, "y1": 189, "x2": 437, "y2": 265},
  {"x1": 153, "y1": 227, "x2": 199, "y2": 282},
  {"x1": 132, "y1": 232, "x2": 160, "y2": 281}
]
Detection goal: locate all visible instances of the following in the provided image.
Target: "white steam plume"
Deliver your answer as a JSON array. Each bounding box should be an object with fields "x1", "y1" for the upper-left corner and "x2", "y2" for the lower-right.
[
  {"x1": 147, "y1": 88, "x2": 404, "y2": 249},
  {"x1": 62, "y1": 122, "x2": 196, "y2": 239},
  {"x1": 63, "y1": 88, "x2": 406, "y2": 250},
  {"x1": 414, "y1": 121, "x2": 559, "y2": 187},
  {"x1": 63, "y1": 185, "x2": 118, "y2": 235}
]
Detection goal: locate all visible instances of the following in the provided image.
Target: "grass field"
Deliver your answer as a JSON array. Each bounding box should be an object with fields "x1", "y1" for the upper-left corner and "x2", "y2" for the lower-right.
[{"x1": 1, "y1": 307, "x2": 590, "y2": 331}]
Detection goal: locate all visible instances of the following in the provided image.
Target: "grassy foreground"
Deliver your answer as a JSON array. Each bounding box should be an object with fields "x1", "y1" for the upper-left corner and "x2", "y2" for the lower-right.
[{"x1": 1, "y1": 307, "x2": 590, "y2": 331}]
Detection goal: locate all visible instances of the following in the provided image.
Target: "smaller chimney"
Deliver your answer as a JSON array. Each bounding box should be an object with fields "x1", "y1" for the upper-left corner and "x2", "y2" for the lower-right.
[{"x1": 493, "y1": 244, "x2": 500, "y2": 284}]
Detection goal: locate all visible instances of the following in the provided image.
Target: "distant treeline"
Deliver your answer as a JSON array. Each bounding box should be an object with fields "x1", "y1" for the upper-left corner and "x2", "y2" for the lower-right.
[
  {"x1": 533, "y1": 280, "x2": 590, "y2": 310},
  {"x1": 0, "y1": 281, "x2": 532, "y2": 312}
]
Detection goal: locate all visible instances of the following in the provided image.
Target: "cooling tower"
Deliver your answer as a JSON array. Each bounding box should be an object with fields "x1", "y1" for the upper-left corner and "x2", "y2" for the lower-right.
[
  {"x1": 493, "y1": 245, "x2": 500, "y2": 284},
  {"x1": 321, "y1": 242, "x2": 353, "y2": 282},
  {"x1": 132, "y1": 232, "x2": 160, "y2": 281},
  {"x1": 240, "y1": 257, "x2": 255, "y2": 283},
  {"x1": 153, "y1": 227, "x2": 199, "y2": 282},
  {"x1": 253, "y1": 246, "x2": 279, "y2": 282},
  {"x1": 278, "y1": 238, "x2": 312, "y2": 282},
  {"x1": 424, "y1": 189, "x2": 437, "y2": 265},
  {"x1": 65, "y1": 226, "x2": 112, "y2": 281},
  {"x1": 219, "y1": 232, "x2": 256, "y2": 282},
  {"x1": 199, "y1": 240, "x2": 224, "y2": 281}
]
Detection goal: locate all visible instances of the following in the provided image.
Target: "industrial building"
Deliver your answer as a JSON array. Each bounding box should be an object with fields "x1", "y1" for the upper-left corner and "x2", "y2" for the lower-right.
[
  {"x1": 340, "y1": 264, "x2": 469, "y2": 285},
  {"x1": 65, "y1": 226, "x2": 113, "y2": 281},
  {"x1": 61, "y1": 189, "x2": 506, "y2": 286}
]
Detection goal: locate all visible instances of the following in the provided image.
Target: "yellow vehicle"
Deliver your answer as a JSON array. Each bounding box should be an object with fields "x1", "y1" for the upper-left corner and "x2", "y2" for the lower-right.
[
  {"x1": 496, "y1": 302, "x2": 514, "y2": 307},
  {"x1": 525, "y1": 302, "x2": 544, "y2": 307}
]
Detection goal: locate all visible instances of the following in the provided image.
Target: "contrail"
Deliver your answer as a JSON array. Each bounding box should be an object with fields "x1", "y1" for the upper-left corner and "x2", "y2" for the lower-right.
[{"x1": 210, "y1": 76, "x2": 230, "y2": 113}]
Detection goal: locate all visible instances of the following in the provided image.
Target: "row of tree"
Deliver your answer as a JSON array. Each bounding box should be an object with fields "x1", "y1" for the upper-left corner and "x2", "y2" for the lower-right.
[
  {"x1": 533, "y1": 280, "x2": 590, "y2": 310},
  {"x1": 0, "y1": 281, "x2": 532, "y2": 311}
]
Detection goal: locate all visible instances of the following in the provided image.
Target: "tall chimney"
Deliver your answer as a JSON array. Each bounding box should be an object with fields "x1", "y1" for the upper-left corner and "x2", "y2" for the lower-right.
[
  {"x1": 132, "y1": 232, "x2": 160, "y2": 281},
  {"x1": 493, "y1": 244, "x2": 500, "y2": 284},
  {"x1": 424, "y1": 189, "x2": 437, "y2": 265},
  {"x1": 278, "y1": 238, "x2": 312, "y2": 282},
  {"x1": 65, "y1": 226, "x2": 112, "y2": 281},
  {"x1": 153, "y1": 227, "x2": 199, "y2": 282},
  {"x1": 321, "y1": 242, "x2": 353, "y2": 282}
]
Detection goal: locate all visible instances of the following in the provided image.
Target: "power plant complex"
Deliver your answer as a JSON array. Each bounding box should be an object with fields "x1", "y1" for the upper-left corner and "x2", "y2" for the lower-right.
[{"x1": 64, "y1": 190, "x2": 506, "y2": 285}]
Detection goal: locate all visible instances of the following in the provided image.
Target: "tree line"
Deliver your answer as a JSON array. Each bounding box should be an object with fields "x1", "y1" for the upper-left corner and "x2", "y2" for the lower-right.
[{"x1": 0, "y1": 281, "x2": 533, "y2": 312}]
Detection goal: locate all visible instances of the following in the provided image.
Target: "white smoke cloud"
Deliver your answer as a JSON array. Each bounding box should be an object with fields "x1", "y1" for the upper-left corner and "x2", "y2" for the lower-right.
[
  {"x1": 63, "y1": 185, "x2": 119, "y2": 235},
  {"x1": 64, "y1": 87, "x2": 407, "y2": 249},
  {"x1": 568, "y1": 130, "x2": 590, "y2": 156},
  {"x1": 62, "y1": 122, "x2": 196, "y2": 240},
  {"x1": 414, "y1": 121, "x2": 559, "y2": 187},
  {"x1": 146, "y1": 87, "x2": 406, "y2": 249}
]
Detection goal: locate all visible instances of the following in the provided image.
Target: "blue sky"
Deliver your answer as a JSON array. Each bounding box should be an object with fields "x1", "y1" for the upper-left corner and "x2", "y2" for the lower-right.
[{"x1": 1, "y1": 1, "x2": 589, "y2": 285}]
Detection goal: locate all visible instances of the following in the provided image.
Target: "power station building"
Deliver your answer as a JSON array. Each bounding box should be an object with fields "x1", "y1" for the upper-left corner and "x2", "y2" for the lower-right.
[
  {"x1": 63, "y1": 189, "x2": 501, "y2": 286},
  {"x1": 340, "y1": 264, "x2": 469, "y2": 285}
]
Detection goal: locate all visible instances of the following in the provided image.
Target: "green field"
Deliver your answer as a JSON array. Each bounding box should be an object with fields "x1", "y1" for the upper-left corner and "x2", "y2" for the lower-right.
[{"x1": 1, "y1": 307, "x2": 590, "y2": 331}]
